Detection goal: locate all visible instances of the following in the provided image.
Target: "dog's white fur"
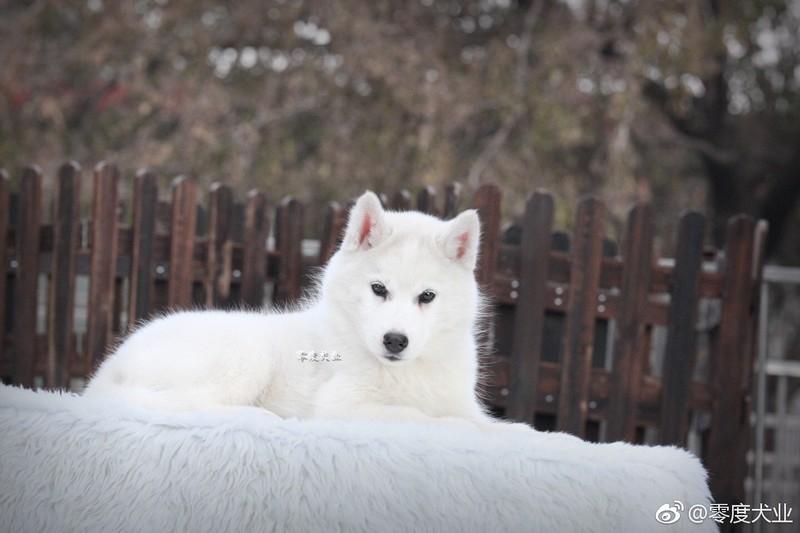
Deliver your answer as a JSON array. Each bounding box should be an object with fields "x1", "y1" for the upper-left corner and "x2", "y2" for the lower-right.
[{"x1": 85, "y1": 192, "x2": 523, "y2": 431}]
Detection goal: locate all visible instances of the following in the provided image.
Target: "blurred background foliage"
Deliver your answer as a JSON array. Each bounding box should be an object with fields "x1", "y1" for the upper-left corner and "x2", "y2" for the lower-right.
[{"x1": 1, "y1": 0, "x2": 799, "y2": 262}]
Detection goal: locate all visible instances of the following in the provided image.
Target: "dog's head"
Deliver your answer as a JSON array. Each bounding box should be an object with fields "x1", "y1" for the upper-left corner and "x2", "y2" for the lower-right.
[{"x1": 322, "y1": 191, "x2": 482, "y2": 365}]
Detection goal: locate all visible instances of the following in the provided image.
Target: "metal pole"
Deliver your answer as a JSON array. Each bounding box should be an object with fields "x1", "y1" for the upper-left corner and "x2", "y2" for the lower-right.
[{"x1": 753, "y1": 280, "x2": 769, "y2": 533}]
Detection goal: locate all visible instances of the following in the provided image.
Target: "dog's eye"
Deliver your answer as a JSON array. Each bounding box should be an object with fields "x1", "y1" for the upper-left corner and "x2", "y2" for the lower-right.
[
  {"x1": 371, "y1": 282, "x2": 388, "y2": 298},
  {"x1": 418, "y1": 290, "x2": 436, "y2": 304}
]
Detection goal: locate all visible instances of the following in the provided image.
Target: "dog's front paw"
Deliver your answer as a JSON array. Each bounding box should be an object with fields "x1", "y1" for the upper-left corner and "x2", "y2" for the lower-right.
[
  {"x1": 504, "y1": 421, "x2": 535, "y2": 434},
  {"x1": 481, "y1": 420, "x2": 535, "y2": 435},
  {"x1": 209, "y1": 405, "x2": 282, "y2": 419},
  {"x1": 436, "y1": 416, "x2": 483, "y2": 432}
]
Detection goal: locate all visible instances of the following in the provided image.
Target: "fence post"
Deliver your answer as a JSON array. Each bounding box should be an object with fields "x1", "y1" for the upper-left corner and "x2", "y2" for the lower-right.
[
  {"x1": 206, "y1": 183, "x2": 234, "y2": 308},
  {"x1": 128, "y1": 169, "x2": 158, "y2": 324},
  {"x1": 472, "y1": 184, "x2": 502, "y2": 289},
  {"x1": 241, "y1": 190, "x2": 269, "y2": 308},
  {"x1": 167, "y1": 176, "x2": 197, "y2": 309},
  {"x1": 707, "y1": 215, "x2": 757, "y2": 509},
  {"x1": 86, "y1": 162, "x2": 119, "y2": 373},
  {"x1": 273, "y1": 197, "x2": 304, "y2": 306},
  {"x1": 12, "y1": 166, "x2": 42, "y2": 387},
  {"x1": 442, "y1": 183, "x2": 461, "y2": 220},
  {"x1": 506, "y1": 191, "x2": 554, "y2": 423},
  {"x1": 0, "y1": 170, "x2": 9, "y2": 370},
  {"x1": 606, "y1": 203, "x2": 654, "y2": 442},
  {"x1": 416, "y1": 186, "x2": 438, "y2": 215},
  {"x1": 318, "y1": 201, "x2": 347, "y2": 265},
  {"x1": 47, "y1": 162, "x2": 82, "y2": 388},
  {"x1": 556, "y1": 196, "x2": 606, "y2": 437},
  {"x1": 391, "y1": 190, "x2": 412, "y2": 211},
  {"x1": 659, "y1": 211, "x2": 706, "y2": 445}
]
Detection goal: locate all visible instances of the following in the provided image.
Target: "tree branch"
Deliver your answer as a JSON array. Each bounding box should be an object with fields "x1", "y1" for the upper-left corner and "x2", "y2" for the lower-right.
[
  {"x1": 758, "y1": 155, "x2": 800, "y2": 256},
  {"x1": 466, "y1": 0, "x2": 543, "y2": 188},
  {"x1": 641, "y1": 78, "x2": 736, "y2": 164}
]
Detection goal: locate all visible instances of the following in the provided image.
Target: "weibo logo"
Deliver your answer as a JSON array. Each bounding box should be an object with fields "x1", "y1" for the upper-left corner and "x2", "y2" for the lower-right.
[{"x1": 655, "y1": 501, "x2": 685, "y2": 524}]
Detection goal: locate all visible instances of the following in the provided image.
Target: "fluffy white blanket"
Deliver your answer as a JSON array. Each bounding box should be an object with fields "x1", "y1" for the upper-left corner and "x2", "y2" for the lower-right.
[{"x1": 0, "y1": 385, "x2": 715, "y2": 532}]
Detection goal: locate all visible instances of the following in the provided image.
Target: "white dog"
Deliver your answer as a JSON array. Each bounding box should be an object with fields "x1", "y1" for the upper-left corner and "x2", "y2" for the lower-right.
[{"x1": 85, "y1": 191, "x2": 528, "y2": 432}]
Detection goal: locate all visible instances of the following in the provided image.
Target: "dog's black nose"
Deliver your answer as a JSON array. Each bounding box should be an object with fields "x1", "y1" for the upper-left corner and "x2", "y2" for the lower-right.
[{"x1": 383, "y1": 332, "x2": 408, "y2": 354}]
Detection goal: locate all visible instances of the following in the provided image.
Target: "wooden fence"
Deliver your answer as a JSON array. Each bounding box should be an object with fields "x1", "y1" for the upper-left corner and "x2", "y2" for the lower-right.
[{"x1": 1, "y1": 161, "x2": 766, "y2": 517}]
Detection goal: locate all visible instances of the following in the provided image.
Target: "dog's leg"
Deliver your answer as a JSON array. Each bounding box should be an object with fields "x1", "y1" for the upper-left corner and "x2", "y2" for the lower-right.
[
  {"x1": 315, "y1": 402, "x2": 435, "y2": 424},
  {"x1": 84, "y1": 384, "x2": 275, "y2": 416},
  {"x1": 315, "y1": 402, "x2": 491, "y2": 431},
  {"x1": 205, "y1": 404, "x2": 282, "y2": 419},
  {"x1": 446, "y1": 402, "x2": 537, "y2": 435},
  {"x1": 480, "y1": 419, "x2": 536, "y2": 434}
]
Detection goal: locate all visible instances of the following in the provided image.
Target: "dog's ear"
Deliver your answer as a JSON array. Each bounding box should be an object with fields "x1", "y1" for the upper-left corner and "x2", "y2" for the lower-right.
[
  {"x1": 342, "y1": 191, "x2": 389, "y2": 251},
  {"x1": 439, "y1": 209, "x2": 481, "y2": 270}
]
